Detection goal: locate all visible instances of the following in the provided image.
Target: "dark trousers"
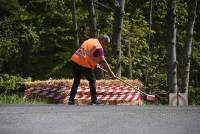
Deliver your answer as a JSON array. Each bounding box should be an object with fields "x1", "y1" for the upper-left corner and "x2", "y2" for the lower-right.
[{"x1": 69, "y1": 61, "x2": 97, "y2": 102}]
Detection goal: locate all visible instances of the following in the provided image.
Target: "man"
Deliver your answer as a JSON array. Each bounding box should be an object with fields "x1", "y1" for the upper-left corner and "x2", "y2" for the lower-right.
[{"x1": 68, "y1": 34, "x2": 116, "y2": 105}]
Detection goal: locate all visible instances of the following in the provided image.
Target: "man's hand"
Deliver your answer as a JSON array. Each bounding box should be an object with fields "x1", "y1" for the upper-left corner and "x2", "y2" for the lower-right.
[
  {"x1": 96, "y1": 64, "x2": 101, "y2": 69},
  {"x1": 96, "y1": 64, "x2": 116, "y2": 78},
  {"x1": 110, "y1": 72, "x2": 116, "y2": 79}
]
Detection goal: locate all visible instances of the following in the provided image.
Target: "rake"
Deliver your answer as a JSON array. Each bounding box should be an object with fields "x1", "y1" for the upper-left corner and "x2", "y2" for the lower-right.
[{"x1": 98, "y1": 67, "x2": 155, "y2": 102}]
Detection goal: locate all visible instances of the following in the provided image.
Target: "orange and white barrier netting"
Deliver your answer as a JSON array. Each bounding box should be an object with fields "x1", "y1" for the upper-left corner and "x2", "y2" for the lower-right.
[{"x1": 24, "y1": 79, "x2": 143, "y2": 105}]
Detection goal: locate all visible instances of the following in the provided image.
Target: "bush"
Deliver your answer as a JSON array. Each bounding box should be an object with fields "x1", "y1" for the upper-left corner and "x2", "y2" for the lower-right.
[
  {"x1": 189, "y1": 87, "x2": 200, "y2": 105},
  {"x1": 0, "y1": 74, "x2": 28, "y2": 94}
]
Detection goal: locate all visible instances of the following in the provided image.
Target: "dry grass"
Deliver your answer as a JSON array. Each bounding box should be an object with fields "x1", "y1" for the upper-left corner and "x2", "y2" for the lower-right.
[{"x1": 25, "y1": 78, "x2": 143, "y2": 89}]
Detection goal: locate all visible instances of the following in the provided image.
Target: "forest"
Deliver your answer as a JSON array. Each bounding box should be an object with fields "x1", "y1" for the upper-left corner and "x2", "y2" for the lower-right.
[{"x1": 0, "y1": 0, "x2": 199, "y2": 104}]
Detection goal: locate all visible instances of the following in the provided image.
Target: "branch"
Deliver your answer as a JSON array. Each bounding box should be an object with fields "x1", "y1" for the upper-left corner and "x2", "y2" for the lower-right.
[{"x1": 94, "y1": 1, "x2": 114, "y2": 12}]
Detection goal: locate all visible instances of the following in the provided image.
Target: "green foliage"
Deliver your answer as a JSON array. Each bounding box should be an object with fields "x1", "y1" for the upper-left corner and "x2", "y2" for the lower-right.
[
  {"x1": 192, "y1": 40, "x2": 200, "y2": 65},
  {"x1": 0, "y1": 74, "x2": 28, "y2": 94},
  {"x1": 0, "y1": 18, "x2": 20, "y2": 65},
  {"x1": 189, "y1": 87, "x2": 200, "y2": 105},
  {"x1": 121, "y1": 12, "x2": 149, "y2": 78}
]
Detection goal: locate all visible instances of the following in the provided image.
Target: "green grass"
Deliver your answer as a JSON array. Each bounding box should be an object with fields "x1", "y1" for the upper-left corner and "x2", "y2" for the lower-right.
[{"x1": 0, "y1": 93, "x2": 50, "y2": 104}]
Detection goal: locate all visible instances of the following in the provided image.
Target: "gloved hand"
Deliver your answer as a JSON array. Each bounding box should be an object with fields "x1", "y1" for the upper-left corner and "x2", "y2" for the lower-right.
[
  {"x1": 110, "y1": 72, "x2": 116, "y2": 79},
  {"x1": 96, "y1": 64, "x2": 101, "y2": 69}
]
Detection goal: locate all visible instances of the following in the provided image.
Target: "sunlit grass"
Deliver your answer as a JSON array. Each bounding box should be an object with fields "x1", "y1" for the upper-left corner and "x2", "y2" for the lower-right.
[{"x1": 0, "y1": 93, "x2": 49, "y2": 104}]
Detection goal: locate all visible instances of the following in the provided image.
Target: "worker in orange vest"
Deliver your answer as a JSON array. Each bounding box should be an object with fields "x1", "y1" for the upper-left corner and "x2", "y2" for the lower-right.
[{"x1": 68, "y1": 34, "x2": 116, "y2": 105}]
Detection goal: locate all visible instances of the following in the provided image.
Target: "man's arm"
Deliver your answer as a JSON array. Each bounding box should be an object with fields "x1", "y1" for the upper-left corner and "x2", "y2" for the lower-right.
[
  {"x1": 93, "y1": 47, "x2": 115, "y2": 78},
  {"x1": 100, "y1": 56, "x2": 115, "y2": 78}
]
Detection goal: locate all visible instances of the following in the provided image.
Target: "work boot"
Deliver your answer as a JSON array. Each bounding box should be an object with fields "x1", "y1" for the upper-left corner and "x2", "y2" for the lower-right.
[
  {"x1": 91, "y1": 99, "x2": 102, "y2": 105},
  {"x1": 68, "y1": 100, "x2": 75, "y2": 105}
]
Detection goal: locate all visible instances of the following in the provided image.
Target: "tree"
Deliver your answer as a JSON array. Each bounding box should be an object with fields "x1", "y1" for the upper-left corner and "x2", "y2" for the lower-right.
[
  {"x1": 87, "y1": 0, "x2": 97, "y2": 37},
  {"x1": 182, "y1": 0, "x2": 198, "y2": 94},
  {"x1": 144, "y1": 0, "x2": 153, "y2": 86},
  {"x1": 71, "y1": 0, "x2": 79, "y2": 49},
  {"x1": 166, "y1": 0, "x2": 178, "y2": 93},
  {"x1": 127, "y1": 43, "x2": 132, "y2": 79},
  {"x1": 87, "y1": 0, "x2": 104, "y2": 79},
  {"x1": 112, "y1": 0, "x2": 125, "y2": 77}
]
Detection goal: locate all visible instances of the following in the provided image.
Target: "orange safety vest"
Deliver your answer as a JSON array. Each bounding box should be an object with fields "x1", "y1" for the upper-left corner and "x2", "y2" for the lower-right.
[{"x1": 71, "y1": 38, "x2": 103, "y2": 69}]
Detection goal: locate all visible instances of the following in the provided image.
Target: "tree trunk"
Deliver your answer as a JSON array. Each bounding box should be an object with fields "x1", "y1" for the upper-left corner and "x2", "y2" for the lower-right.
[
  {"x1": 71, "y1": 0, "x2": 79, "y2": 48},
  {"x1": 112, "y1": 0, "x2": 125, "y2": 77},
  {"x1": 87, "y1": 0, "x2": 97, "y2": 38},
  {"x1": 196, "y1": 1, "x2": 200, "y2": 42},
  {"x1": 127, "y1": 43, "x2": 132, "y2": 79},
  {"x1": 182, "y1": 0, "x2": 198, "y2": 94},
  {"x1": 166, "y1": 0, "x2": 177, "y2": 93},
  {"x1": 145, "y1": 0, "x2": 153, "y2": 87},
  {"x1": 20, "y1": 42, "x2": 32, "y2": 77},
  {"x1": 87, "y1": 0, "x2": 103, "y2": 79}
]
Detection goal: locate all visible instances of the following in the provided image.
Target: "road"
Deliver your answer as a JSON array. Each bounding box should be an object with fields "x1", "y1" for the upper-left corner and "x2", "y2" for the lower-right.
[{"x1": 0, "y1": 105, "x2": 199, "y2": 134}]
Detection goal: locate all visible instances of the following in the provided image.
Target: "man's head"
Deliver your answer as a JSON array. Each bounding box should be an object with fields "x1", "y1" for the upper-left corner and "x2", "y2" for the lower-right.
[{"x1": 98, "y1": 34, "x2": 110, "y2": 48}]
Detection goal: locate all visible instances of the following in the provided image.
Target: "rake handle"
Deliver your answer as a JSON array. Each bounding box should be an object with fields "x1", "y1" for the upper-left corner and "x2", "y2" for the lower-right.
[
  {"x1": 98, "y1": 66, "x2": 148, "y2": 96},
  {"x1": 116, "y1": 76, "x2": 148, "y2": 96},
  {"x1": 98, "y1": 66, "x2": 155, "y2": 101}
]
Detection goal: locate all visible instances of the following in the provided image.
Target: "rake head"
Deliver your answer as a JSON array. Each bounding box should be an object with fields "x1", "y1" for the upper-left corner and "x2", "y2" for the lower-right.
[{"x1": 145, "y1": 94, "x2": 156, "y2": 102}]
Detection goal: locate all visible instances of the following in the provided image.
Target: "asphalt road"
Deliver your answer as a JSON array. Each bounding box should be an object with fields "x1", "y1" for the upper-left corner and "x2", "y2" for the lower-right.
[{"x1": 0, "y1": 105, "x2": 199, "y2": 134}]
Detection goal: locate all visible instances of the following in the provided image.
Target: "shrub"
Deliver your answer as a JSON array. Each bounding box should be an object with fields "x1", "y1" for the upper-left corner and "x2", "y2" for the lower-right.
[
  {"x1": 0, "y1": 74, "x2": 28, "y2": 94},
  {"x1": 189, "y1": 87, "x2": 200, "y2": 105}
]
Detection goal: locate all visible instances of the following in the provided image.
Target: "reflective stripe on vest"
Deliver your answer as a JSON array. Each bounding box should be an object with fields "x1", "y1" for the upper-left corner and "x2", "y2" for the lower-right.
[
  {"x1": 80, "y1": 47, "x2": 96, "y2": 61},
  {"x1": 73, "y1": 48, "x2": 93, "y2": 68},
  {"x1": 71, "y1": 39, "x2": 102, "y2": 69}
]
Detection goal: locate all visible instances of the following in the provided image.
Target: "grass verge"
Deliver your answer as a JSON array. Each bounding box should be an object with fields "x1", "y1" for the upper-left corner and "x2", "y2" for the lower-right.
[{"x1": 0, "y1": 93, "x2": 50, "y2": 104}]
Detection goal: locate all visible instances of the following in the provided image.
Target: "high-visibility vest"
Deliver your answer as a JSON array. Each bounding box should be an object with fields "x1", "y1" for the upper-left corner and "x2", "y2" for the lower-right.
[{"x1": 71, "y1": 38, "x2": 103, "y2": 69}]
